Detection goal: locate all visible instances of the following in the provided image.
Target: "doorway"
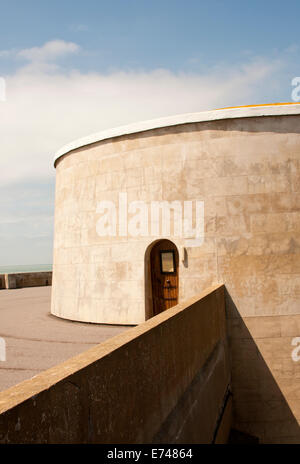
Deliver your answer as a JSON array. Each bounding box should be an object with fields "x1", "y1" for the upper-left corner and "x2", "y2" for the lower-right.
[{"x1": 150, "y1": 239, "x2": 179, "y2": 316}]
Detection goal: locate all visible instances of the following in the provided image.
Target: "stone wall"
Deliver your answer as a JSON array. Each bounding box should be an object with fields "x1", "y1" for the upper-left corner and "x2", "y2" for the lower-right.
[
  {"x1": 0, "y1": 285, "x2": 231, "y2": 444},
  {"x1": 0, "y1": 272, "x2": 52, "y2": 289},
  {"x1": 227, "y1": 293, "x2": 300, "y2": 443}
]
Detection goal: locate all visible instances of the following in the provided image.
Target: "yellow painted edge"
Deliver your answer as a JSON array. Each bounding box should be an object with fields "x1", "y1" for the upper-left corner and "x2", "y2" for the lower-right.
[{"x1": 215, "y1": 102, "x2": 300, "y2": 110}]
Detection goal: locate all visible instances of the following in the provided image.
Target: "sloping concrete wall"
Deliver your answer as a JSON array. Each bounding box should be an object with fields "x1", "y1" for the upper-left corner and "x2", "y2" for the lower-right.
[{"x1": 0, "y1": 284, "x2": 231, "y2": 444}]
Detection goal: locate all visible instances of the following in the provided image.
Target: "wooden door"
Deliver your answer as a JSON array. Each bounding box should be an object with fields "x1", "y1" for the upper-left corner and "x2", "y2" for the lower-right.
[{"x1": 150, "y1": 240, "x2": 179, "y2": 316}]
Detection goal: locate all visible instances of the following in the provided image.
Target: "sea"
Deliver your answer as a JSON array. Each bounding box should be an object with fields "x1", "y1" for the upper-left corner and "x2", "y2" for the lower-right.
[{"x1": 0, "y1": 264, "x2": 52, "y2": 274}]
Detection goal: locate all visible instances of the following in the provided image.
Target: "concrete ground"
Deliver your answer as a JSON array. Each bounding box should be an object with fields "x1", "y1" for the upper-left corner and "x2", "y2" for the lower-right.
[{"x1": 0, "y1": 286, "x2": 130, "y2": 392}]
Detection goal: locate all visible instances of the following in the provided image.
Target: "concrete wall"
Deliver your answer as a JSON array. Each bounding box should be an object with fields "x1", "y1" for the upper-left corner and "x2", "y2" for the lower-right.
[
  {"x1": 227, "y1": 293, "x2": 300, "y2": 443},
  {"x1": 0, "y1": 284, "x2": 230, "y2": 444},
  {"x1": 1, "y1": 272, "x2": 52, "y2": 289},
  {"x1": 52, "y1": 107, "x2": 300, "y2": 442}
]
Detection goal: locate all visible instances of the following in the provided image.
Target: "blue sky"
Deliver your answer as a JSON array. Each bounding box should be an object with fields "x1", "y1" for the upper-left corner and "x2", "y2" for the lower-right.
[
  {"x1": 1, "y1": 0, "x2": 300, "y2": 75},
  {"x1": 1, "y1": 0, "x2": 300, "y2": 73},
  {"x1": 0, "y1": 0, "x2": 300, "y2": 265}
]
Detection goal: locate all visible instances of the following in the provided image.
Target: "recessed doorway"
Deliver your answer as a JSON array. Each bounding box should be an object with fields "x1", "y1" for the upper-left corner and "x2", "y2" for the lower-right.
[{"x1": 150, "y1": 239, "x2": 179, "y2": 316}]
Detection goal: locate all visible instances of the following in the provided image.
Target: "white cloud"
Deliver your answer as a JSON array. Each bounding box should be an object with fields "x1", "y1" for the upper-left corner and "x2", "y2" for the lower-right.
[
  {"x1": 17, "y1": 40, "x2": 80, "y2": 62},
  {"x1": 0, "y1": 39, "x2": 297, "y2": 263},
  {"x1": 0, "y1": 48, "x2": 287, "y2": 186}
]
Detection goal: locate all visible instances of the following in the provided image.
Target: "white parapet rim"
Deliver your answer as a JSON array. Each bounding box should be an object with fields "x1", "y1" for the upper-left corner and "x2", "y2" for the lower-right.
[{"x1": 53, "y1": 103, "x2": 300, "y2": 167}]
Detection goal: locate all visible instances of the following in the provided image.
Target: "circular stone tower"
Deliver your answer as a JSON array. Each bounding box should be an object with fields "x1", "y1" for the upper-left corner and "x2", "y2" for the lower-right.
[{"x1": 51, "y1": 103, "x2": 300, "y2": 325}]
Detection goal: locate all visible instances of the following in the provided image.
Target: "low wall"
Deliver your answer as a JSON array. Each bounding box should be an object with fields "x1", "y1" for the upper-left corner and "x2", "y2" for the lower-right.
[
  {"x1": 0, "y1": 284, "x2": 231, "y2": 444},
  {"x1": 0, "y1": 272, "x2": 52, "y2": 289}
]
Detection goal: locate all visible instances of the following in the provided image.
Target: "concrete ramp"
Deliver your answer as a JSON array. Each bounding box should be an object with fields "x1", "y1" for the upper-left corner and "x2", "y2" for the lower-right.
[{"x1": 0, "y1": 284, "x2": 231, "y2": 444}]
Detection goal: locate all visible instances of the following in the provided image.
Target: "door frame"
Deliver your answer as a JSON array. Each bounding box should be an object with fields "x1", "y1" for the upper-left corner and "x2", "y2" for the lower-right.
[{"x1": 144, "y1": 239, "x2": 180, "y2": 319}]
